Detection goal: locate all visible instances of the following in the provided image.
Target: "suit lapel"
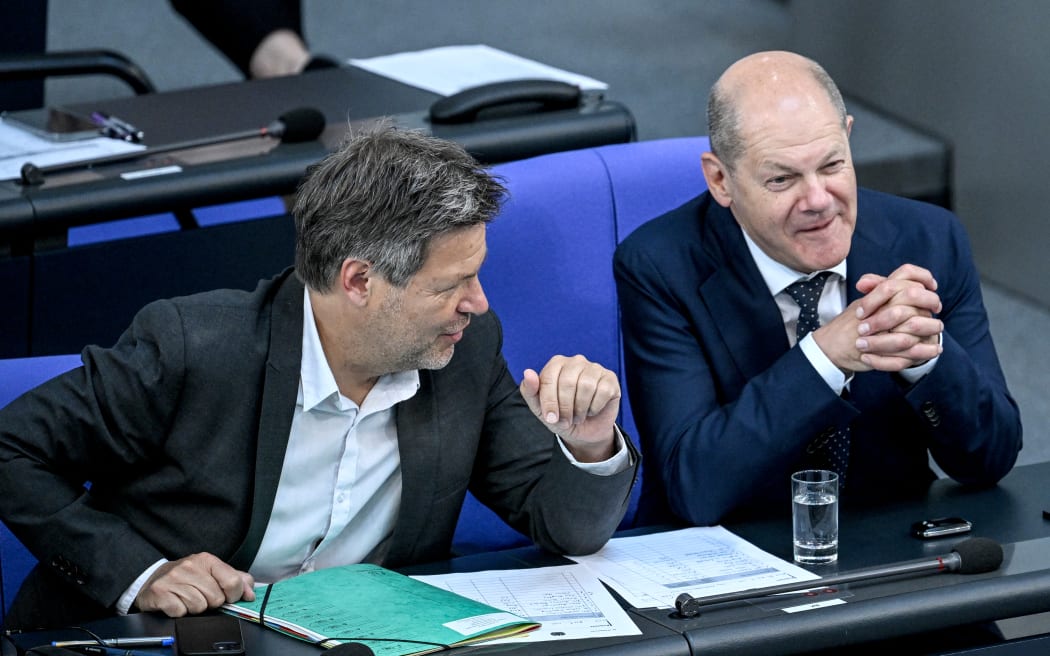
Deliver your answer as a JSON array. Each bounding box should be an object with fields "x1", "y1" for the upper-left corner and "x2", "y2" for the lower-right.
[
  {"x1": 697, "y1": 202, "x2": 791, "y2": 381},
  {"x1": 846, "y1": 194, "x2": 901, "y2": 298},
  {"x1": 229, "y1": 271, "x2": 305, "y2": 570},
  {"x1": 385, "y1": 370, "x2": 442, "y2": 565}
]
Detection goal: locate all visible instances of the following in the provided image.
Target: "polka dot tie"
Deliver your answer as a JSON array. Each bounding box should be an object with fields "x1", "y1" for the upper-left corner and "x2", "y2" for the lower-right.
[
  {"x1": 785, "y1": 271, "x2": 850, "y2": 485},
  {"x1": 785, "y1": 271, "x2": 832, "y2": 343}
]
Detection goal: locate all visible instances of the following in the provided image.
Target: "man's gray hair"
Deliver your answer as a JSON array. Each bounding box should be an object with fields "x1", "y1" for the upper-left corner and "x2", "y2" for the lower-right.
[
  {"x1": 707, "y1": 57, "x2": 848, "y2": 171},
  {"x1": 293, "y1": 122, "x2": 506, "y2": 291}
]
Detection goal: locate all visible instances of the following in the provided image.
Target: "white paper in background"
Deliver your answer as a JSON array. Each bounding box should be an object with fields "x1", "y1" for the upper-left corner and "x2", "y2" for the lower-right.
[
  {"x1": 412, "y1": 564, "x2": 641, "y2": 644},
  {"x1": 349, "y1": 44, "x2": 608, "y2": 97},
  {"x1": 569, "y1": 526, "x2": 820, "y2": 609},
  {"x1": 0, "y1": 119, "x2": 146, "y2": 181}
]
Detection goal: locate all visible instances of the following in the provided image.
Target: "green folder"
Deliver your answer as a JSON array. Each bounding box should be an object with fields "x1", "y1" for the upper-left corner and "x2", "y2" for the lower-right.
[{"x1": 223, "y1": 563, "x2": 539, "y2": 655}]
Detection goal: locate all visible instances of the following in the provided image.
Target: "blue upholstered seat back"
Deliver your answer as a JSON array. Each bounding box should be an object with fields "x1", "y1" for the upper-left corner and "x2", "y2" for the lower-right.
[
  {"x1": 452, "y1": 136, "x2": 709, "y2": 554},
  {"x1": 0, "y1": 354, "x2": 83, "y2": 623}
]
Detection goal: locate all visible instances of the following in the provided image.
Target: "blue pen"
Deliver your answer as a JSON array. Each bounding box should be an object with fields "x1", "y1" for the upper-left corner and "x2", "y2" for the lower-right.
[
  {"x1": 90, "y1": 111, "x2": 144, "y2": 143},
  {"x1": 52, "y1": 637, "x2": 174, "y2": 648}
]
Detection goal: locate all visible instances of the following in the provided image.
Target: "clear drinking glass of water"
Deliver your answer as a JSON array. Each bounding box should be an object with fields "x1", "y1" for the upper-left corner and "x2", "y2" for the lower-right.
[{"x1": 791, "y1": 469, "x2": 839, "y2": 564}]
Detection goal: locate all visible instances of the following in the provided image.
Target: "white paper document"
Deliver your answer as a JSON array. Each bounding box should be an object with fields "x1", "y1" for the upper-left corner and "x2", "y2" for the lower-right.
[
  {"x1": 412, "y1": 564, "x2": 641, "y2": 644},
  {"x1": 569, "y1": 526, "x2": 820, "y2": 609},
  {"x1": 0, "y1": 118, "x2": 145, "y2": 181},
  {"x1": 350, "y1": 44, "x2": 608, "y2": 97}
]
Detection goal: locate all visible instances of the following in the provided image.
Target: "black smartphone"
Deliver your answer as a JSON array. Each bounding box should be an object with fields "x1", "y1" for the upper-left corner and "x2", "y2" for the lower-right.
[
  {"x1": 911, "y1": 516, "x2": 972, "y2": 539},
  {"x1": 174, "y1": 615, "x2": 246, "y2": 656},
  {"x1": 2, "y1": 107, "x2": 100, "y2": 141}
]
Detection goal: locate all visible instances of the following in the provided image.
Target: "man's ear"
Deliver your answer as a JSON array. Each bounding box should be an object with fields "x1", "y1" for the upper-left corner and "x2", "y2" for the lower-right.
[
  {"x1": 339, "y1": 258, "x2": 372, "y2": 305},
  {"x1": 701, "y1": 152, "x2": 733, "y2": 208}
]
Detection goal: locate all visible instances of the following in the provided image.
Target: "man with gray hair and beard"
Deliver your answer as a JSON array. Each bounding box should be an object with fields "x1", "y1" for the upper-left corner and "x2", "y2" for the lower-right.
[{"x1": 0, "y1": 123, "x2": 638, "y2": 628}]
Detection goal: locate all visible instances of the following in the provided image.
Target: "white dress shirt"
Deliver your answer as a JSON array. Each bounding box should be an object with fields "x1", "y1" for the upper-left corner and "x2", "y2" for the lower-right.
[{"x1": 248, "y1": 289, "x2": 419, "y2": 582}]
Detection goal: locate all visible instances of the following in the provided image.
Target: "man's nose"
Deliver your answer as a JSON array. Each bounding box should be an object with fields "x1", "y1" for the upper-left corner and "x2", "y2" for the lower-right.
[
  {"x1": 798, "y1": 175, "x2": 832, "y2": 213},
  {"x1": 460, "y1": 277, "x2": 489, "y2": 315}
]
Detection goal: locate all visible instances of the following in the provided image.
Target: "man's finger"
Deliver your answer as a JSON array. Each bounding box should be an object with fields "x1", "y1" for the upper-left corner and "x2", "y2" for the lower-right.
[
  {"x1": 519, "y1": 368, "x2": 544, "y2": 417},
  {"x1": 207, "y1": 556, "x2": 255, "y2": 604},
  {"x1": 546, "y1": 357, "x2": 581, "y2": 427},
  {"x1": 136, "y1": 553, "x2": 252, "y2": 618},
  {"x1": 887, "y1": 263, "x2": 938, "y2": 291},
  {"x1": 860, "y1": 344, "x2": 942, "y2": 372},
  {"x1": 856, "y1": 279, "x2": 941, "y2": 323}
]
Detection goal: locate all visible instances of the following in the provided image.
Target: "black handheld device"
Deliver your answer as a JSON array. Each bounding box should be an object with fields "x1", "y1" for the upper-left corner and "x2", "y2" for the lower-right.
[
  {"x1": 2, "y1": 107, "x2": 100, "y2": 141},
  {"x1": 911, "y1": 516, "x2": 973, "y2": 539},
  {"x1": 174, "y1": 615, "x2": 246, "y2": 656}
]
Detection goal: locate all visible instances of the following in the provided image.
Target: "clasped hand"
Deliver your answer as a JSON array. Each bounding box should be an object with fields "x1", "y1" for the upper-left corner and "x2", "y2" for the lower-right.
[
  {"x1": 815, "y1": 263, "x2": 944, "y2": 373},
  {"x1": 519, "y1": 355, "x2": 621, "y2": 462}
]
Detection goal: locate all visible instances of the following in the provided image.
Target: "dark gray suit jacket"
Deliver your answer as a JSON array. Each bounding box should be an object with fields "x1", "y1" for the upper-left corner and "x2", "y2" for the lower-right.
[{"x1": 0, "y1": 269, "x2": 638, "y2": 626}]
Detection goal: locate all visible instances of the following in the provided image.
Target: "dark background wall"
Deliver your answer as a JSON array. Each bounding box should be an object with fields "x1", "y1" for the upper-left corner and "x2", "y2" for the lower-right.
[{"x1": 788, "y1": 0, "x2": 1050, "y2": 309}]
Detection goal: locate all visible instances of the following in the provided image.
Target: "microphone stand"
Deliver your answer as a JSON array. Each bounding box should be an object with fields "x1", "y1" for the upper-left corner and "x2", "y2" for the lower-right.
[
  {"x1": 18, "y1": 109, "x2": 325, "y2": 186},
  {"x1": 675, "y1": 537, "x2": 1004, "y2": 617},
  {"x1": 678, "y1": 552, "x2": 963, "y2": 616},
  {"x1": 19, "y1": 129, "x2": 276, "y2": 185}
]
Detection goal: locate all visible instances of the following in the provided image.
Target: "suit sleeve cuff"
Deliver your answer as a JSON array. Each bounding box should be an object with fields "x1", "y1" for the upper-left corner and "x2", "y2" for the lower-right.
[
  {"x1": 116, "y1": 558, "x2": 168, "y2": 615},
  {"x1": 898, "y1": 332, "x2": 943, "y2": 384},
  {"x1": 556, "y1": 425, "x2": 632, "y2": 475},
  {"x1": 799, "y1": 333, "x2": 848, "y2": 394}
]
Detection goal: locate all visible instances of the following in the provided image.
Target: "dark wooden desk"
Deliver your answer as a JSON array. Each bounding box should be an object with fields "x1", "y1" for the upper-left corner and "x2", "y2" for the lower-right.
[
  {"x1": 5, "y1": 462, "x2": 1050, "y2": 656},
  {"x1": 0, "y1": 66, "x2": 634, "y2": 242}
]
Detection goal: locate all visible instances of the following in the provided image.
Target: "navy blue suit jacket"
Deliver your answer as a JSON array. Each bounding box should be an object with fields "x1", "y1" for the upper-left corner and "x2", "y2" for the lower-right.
[{"x1": 614, "y1": 188, "x2": 1021, "y2": 526}]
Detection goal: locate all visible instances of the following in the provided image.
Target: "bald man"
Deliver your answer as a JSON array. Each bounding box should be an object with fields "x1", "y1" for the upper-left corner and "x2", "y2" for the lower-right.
[{"x1": 614, "y1": 51, "x2": 1021, "y2": 526}]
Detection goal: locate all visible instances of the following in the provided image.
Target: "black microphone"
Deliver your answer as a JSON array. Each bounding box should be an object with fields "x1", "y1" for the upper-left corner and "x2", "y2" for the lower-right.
[
  {"x1": 326, "y1": 643, "x2": 376, "y2": 656},
  {"x1": 18, "y1": 107, "x2": 327, "y2": 185},
  {"x1": 674, "y1": 537, "x2": 1003, "y2": 618},
  {"x1": 260, "y1": 107, "x2": 327, "y2": 143}
]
